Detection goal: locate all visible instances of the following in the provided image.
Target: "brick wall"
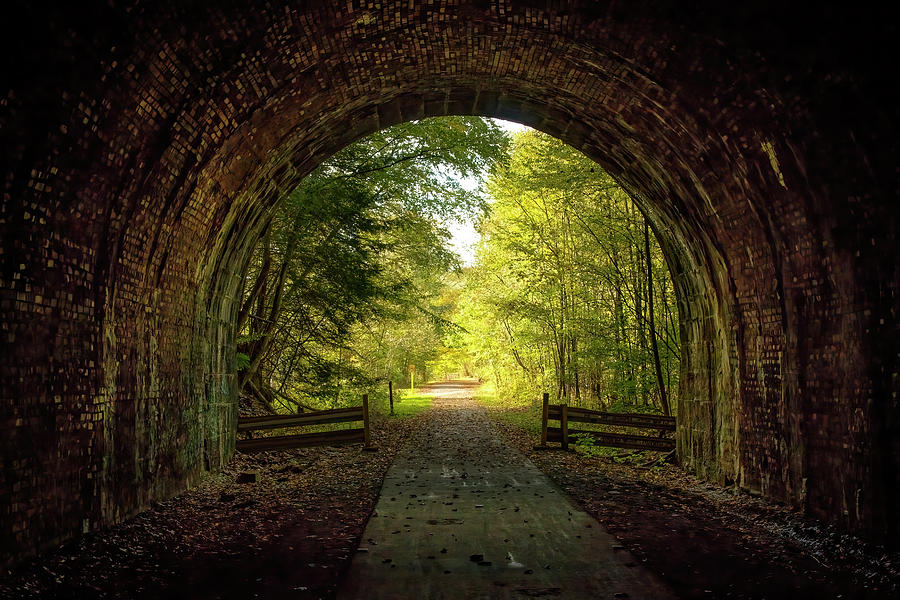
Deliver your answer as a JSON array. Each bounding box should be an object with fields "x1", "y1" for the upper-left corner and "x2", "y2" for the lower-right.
[{"x1": 1, "y1": 0, "x2": 896, "y2": 563}]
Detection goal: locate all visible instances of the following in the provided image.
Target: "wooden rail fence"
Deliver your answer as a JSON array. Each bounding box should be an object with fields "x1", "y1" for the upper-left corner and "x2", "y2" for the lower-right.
[
  {"x1": 536, "y1": 392, "x2": 676, "y2": 452},
  {"x1": 237, "y1": 394, "x2": 376, "y2": 453}
]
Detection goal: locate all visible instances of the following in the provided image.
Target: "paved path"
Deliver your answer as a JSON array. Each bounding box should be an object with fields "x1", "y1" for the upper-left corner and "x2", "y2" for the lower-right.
[{"x1": 337, "y1": 381, "x2": 674, "y2": 599}]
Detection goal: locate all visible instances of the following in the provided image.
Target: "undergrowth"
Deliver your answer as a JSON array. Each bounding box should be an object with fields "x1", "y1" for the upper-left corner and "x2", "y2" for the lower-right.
[
  {"x1": 474, "y1": 381, "x2": 658, "y2": 465},
  {"x1": 376, "y1": 387, "x2": 433, "y2": 419}
]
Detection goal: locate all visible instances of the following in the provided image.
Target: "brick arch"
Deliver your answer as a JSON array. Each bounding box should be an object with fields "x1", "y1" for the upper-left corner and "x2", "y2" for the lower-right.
[{"x1": 1, "y1": 1, "x2": 896, "y2": 562}]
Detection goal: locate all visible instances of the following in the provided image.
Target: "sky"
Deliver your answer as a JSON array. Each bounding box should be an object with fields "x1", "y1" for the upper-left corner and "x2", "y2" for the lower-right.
[{"x1": 446, "y1": 118, "x2": 531, "y2": 266}]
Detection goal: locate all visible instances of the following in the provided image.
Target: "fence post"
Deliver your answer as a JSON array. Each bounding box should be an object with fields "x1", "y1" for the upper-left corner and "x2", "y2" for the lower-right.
[
  {"x1": 389, "y1": 381, "x2": 394, "y2": 415},
  {"x1": 540, "y1": 392, "x2": 549, "y2": 446},
  {"x1": 560, "y1": 404, "x2": 569, "y2": 451}
]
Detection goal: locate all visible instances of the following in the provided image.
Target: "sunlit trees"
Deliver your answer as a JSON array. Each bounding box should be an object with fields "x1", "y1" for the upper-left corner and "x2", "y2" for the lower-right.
[
  {"x1": 237, "y1": 117, "x2": 509, "y2": 411},
  {"x1": 452, "y1": 131, "x2": 679, "y2": 413},
  {"x1": 238, "y1": 122, "x2": 679, "y2": 417}
]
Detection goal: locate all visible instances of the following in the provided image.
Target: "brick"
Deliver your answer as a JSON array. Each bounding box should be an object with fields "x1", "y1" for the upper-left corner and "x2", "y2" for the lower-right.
[{"x1": 0, "y1": 0, "x2": 896, "y2": 566}]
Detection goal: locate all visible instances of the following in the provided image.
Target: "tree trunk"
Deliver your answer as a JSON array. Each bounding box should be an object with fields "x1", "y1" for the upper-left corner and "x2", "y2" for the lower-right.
[
  {"x1": 240, "y1": 231, "x2": 300, "y2": 390},
  {"x1": 645, "y1": 220, "x2": 671, "y2": 416},
  {"x1": 611, "y1": 246, "x2": 625, "y2": 402},
  {"x1": 237, "y1": 228, "x2": 273, "y2": 334}
]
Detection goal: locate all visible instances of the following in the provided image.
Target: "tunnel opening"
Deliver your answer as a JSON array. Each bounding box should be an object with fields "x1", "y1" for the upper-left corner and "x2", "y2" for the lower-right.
[
  {"x1": 228, "y1": 118, "x2": 683, "y2": 402},
  {"x1": 225, "y1": 116, "x2": 686, "y2": 464},
  {"x1": 1, "y1": 0, "x2": 896, "y2": 568},
  {"x1": 208, "y1": 105, "x2": 728, "y2": 474},
  {"x1": 230, "y1": 116, "x2": 512, "y2": 419}
]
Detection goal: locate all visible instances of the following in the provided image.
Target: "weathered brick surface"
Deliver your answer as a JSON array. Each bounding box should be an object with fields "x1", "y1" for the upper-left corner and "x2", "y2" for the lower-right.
[{"x1": 1, "y1": 1, "x2": 896, "y2": 563}]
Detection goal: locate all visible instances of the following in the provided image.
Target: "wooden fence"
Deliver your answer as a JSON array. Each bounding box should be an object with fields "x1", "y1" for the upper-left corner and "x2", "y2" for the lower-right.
[
  {"x1": 537, "y1": 392, "x2": 676, "y2": 452},
  {"x1": 236, "y1": 394, "x2": 375, "y2": 453}
]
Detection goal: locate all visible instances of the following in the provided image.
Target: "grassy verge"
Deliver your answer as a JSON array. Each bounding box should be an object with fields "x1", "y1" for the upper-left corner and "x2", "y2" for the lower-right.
[
  {"x1": 375, "y1": 387, "x2": 433, "y2": 419},
  {"x1": 473, "y1": 381, "x2": 543, "y2": 437},
  {"x1": 239, "y1": 387, "x2": 434, "y2": 441},
  {"x1": 473, "y1": 382, "x2": 664, "y2": 464}
]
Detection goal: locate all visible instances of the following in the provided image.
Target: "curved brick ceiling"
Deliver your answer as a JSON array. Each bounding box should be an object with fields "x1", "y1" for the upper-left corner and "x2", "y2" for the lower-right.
[{"x1": 0, "y1": 1, "x2": 896, "y2": 562}]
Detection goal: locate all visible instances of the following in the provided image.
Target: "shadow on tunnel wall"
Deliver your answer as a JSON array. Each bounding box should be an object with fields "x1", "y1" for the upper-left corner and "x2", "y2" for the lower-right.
[{"x1": 1, "y1": 0, "x2": 897, "y2": 564}]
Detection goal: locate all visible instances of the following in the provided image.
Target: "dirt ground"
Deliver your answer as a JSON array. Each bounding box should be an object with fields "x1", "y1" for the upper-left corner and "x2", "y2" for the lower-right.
[
  {"x1": 2, "y1": 381, "x2": 898, "y2": 599},
  {"x1": 0, "y1": 410, "x2": 425, "y2": 600}
]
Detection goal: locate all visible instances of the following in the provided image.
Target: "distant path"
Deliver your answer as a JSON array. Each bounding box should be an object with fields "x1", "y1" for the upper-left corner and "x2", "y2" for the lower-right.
[{"x1": 337, "y1": 380, "x2": 673, "y2": 599}]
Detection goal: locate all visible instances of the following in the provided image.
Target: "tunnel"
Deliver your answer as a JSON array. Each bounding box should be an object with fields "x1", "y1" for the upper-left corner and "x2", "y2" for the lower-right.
[{"x1": 1, "y1": 0, "x2": 897, "y2": 565}]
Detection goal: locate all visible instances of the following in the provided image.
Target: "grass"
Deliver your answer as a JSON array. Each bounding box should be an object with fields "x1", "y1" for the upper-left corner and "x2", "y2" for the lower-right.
[
  {"x1": 241, "y1": 388, "x2": 434, "y2": 442},
  {"x1": 473, "y1": 381, "x2": 543, "y2": 437},
  {"x1": 473, "y1": 382, "x2": 664, "y2": 463},
  {"x1": 376, "y1": 387, "x2": 433, "y2": 419}
]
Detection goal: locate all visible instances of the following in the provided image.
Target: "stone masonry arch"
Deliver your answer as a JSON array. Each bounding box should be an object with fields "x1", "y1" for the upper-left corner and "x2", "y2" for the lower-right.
[{"x1": 1, "y1": 1, "x2": 896, "y2": 563}]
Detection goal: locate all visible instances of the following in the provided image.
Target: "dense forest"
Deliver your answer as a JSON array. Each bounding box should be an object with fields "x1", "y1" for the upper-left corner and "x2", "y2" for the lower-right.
[
  {"x1": 236, "y1": 118, "x2": 679, "y2": 416},
  {"x1": 450, "y1": 132, "x2": 678, "y2": 414},
  {"x1": 235, "y1": 117, "x2": 507, "y2": 412}
]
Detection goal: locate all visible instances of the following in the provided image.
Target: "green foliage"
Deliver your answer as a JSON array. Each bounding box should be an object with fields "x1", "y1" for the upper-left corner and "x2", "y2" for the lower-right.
[
  {"x1": 238, "y1": 120, "x2": 679, "y2": 422},
  {"x1": 380, "y1": 389, "x2": 434, "y2": 419},
  {"x1": 569, "y1": 433, "x2": 648, "y2": 463},
  {"x1": 493, "y1": 407, "x2": 543, "y2": 437},
  {"x1": 238, "y1": 117, "x2": 509, "y2": 412},
  {"x1": 451, "y1": 131, "x2": 680, "y2": 415},
  {"x1": 474, "y1": 382, "x2": 543, "y2": 436},
  {"x1": 570, "y1": 433, "x2": 604, "y2": 458}
]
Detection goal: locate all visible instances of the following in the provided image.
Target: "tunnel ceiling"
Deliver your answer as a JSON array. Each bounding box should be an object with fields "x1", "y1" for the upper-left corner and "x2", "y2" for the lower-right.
[{"x1": 1, "y1": 1, "x2": 897, "y2": 564}]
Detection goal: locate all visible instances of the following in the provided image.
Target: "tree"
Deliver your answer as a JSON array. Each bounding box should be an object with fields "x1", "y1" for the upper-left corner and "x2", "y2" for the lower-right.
[
  {"x1": 453, "y1": 131, "x2": 679, "y2": 413},
  {"x1": 237, "y1": 117, "x2": 509, "y2": 412}
]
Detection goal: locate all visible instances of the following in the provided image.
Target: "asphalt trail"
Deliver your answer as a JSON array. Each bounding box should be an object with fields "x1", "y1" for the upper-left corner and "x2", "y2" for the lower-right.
[{"x1": 337, "y1": 381, "x2": 674, "y2": 599}]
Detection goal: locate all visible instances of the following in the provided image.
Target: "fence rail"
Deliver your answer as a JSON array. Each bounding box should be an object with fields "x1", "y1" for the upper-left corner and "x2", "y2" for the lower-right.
[
  {"x1": 537, "y1": 392, "x2": 675, "y2": 452},
  {"x1": 238, "y1": 407, "x2": 364, "y2": 432},
  {"x1": 236, "y1": 394, "x2": 375, "y2": 453},
  {"x1": 547, "y1": 405, "x2": 676, "y2": 431}
]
